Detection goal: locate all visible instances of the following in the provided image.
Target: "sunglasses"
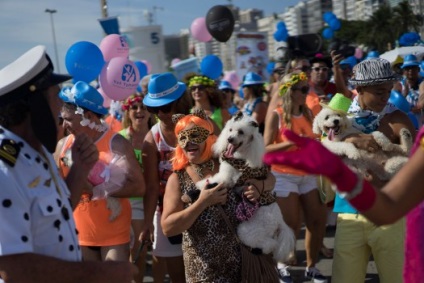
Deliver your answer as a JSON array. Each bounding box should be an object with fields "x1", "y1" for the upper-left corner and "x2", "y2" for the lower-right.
[
  {"x1": 146, "y1": 102, "x2": 174, "y2": 114},
  {"x1": 291, "y1": 86, "x2": 310, "y2": 94},
  {"x1": 312, "y1": 67, "x2": 329, "y2": 72},
  {"x1": 130, "y1": 104, "x2": 147, "y2": 111},
  {"x1": 190, "y1": 85, "x2": 206, "y2": 92}
]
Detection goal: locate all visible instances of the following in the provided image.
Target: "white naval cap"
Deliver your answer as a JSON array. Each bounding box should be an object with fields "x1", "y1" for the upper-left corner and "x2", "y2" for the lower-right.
[{"x1": 0, "y1": 45, "x2": 71, "y2": 106}]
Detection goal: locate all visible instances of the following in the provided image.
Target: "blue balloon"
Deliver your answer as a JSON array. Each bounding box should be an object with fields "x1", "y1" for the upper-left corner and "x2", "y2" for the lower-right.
[
  {"x1": 389, "y1": 90, "x2": 411, "y2": 113},
  {"x1": 276, "y1": 21, "x2": 286, "y2": 31},
  {"x1": 322, "y1": 28, "x2": 334, "y2": 40},
  {"x1": 200, "y1": 55, "x2": 223, "y2": 80},
  {"x1": 65, "y1": 41, "x2": 105, "y2": 83},
  {"x1": 134, "y1": 61, "x2": 148, "y2": 78},
  {"x1": 273, "y1": 29, "x2": 288, "y2": 42},
  {"x1": 329, "y1": 18, "x2": 341, "y2": 31},
  {"x1": 323, "y1": 12, "x2": 336, "y2": 23},
  {"x1": 267, "y1": 62, "x2": 276, "y2": 75},
  {"x1": 407, "y1": 112, "x2": 419, "y2": 129}
]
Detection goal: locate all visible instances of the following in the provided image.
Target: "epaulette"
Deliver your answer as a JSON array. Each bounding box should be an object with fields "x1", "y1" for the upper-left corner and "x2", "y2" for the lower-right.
[{"x1": 0, "y1": 139, "x2": 21, "y2": 167}]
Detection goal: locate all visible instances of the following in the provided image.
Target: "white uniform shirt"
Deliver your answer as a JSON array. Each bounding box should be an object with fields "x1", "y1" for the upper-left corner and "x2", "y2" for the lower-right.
[{"x1": 0, "y1": 126, "x2": 81, "y2": 262}]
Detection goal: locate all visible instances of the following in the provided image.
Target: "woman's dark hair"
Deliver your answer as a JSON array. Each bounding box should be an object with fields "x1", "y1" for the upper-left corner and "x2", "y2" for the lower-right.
[
  {"x1": 0, "y1": 98, "x2": 30, "y2": 128},
  {"x1": 245, "y1": 84, "x2": 266, "y2": 99}
]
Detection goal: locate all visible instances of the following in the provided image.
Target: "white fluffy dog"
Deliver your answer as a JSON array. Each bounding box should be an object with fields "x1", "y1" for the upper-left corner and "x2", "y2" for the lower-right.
[
  {"x1": 313, "y1": 107, "x2": 413, "y2": 180},
  {"x1": 197, "y1": 112, "x2": 295, "y2": 261}
]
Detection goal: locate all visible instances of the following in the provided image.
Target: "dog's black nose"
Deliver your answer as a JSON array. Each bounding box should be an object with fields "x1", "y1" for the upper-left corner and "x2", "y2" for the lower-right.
[
  {"x1": 228, "y1": 137, "x2": 233, "y2": 143},
  {"x1": 333, "y1": 119, "x2": 339, "y2": 126}
]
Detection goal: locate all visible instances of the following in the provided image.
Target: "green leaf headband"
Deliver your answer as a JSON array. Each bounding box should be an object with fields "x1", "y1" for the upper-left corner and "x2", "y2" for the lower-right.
[
  {"x1": 279, "y1": 72, "x2": 308, "y2": 96},
  {"x1": 188, "y1": 76, "x2": 215, "y2": 87}
]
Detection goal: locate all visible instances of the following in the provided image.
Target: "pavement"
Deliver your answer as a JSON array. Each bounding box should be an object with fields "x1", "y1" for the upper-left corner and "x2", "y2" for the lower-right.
[{"x1": 142, "y1": 224, "x2": 381, "y2": 283}]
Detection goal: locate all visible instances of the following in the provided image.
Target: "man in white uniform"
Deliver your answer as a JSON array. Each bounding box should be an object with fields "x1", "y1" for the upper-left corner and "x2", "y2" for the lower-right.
[{"x1": 0, "y1": 46, "x2": 136, "y2": 282}]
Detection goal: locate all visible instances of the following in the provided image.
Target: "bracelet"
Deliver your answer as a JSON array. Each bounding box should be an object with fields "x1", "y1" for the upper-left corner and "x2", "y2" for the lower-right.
[{"x1": 338, "y1": 172, "x2": 363, "y2": 200}]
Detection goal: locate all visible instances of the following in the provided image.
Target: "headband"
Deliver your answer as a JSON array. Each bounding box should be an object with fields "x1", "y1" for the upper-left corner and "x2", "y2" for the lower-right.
[
  {"x1": 188, "y1": 76, "x2": 216, "y2": 88},
  {"x1": 279, "y1": 72, "x2": 308, "y2": 96}
]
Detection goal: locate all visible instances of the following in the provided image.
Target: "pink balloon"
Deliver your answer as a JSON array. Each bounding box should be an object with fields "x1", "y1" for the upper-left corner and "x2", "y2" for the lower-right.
[
  {"x1": 171, "y1": 58, "x2": 181, "y2": 66},
  {"x1": 141, "y1": 60, "x2": 152, "y2": 74},
  {"x1": 190, "y1": 17, "x2": 212, "y2": 42},
  {"x1": 98, "y1": 87, "x2": 111, "y2": 108},
  {"x1": 354, "y1": 47, "x2": 363, "y2": 59},
  {"x1": 99, "y1": 34, "x2": 130, "y2": 62},
  {"x1": 99, "y1": 57, "x2": 141, "y2": 101},
  {"x1": 223, "y1": 71, "x2": 240, "y2": 90}
]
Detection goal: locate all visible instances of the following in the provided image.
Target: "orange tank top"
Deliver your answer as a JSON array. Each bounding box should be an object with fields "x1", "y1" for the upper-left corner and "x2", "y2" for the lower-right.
[
  {"x1": 306, "y1": 91, "x2": 322, "y2": 117},
  {"x1": 271, "y1": 107, "x2": 318, "y2": 176},
  {"x1": 59, "y1": 130, "x2": 131, "y2": 246}
]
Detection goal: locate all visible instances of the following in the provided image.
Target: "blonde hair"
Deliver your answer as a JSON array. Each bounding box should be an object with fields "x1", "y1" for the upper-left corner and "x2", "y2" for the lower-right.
[
  {"x1": 279, "y1": 72, "x2": 313, "y2": 129},
  {"x1": 172, "y1": 115, "x2": 217, "y2": 171}
]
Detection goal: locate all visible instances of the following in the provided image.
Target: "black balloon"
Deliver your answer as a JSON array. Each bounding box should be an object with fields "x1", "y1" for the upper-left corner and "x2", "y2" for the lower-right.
[{"x1": 206, "y1": 5, "x2": 235, "y2": 43}]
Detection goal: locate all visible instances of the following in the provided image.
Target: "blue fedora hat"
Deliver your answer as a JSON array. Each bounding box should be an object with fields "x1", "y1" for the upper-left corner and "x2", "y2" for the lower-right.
[
  {"x1": 366, "y1": 50, "x2": 380, "y2": 59},
  {"x1": 242, "y1": 72, "x2": 264, "y2": 87},
  {"x1": 401, "y1": 54, "x2": 420, "y2": 69},
  {"x1": 143, "y1": 72, "x2": 186, "y2": 107},
  {"x1": 218, "y1": 80, "x2": 235, "y2": 92},
  {"x1": 60, "y1": 81, "x2": 108, "y2": 115}
]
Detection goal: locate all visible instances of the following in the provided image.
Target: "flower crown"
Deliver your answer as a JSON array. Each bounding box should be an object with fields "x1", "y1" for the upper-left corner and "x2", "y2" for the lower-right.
[
  {"x1": 279, "y1": 72, "x2": 308, "y2": 96},
  {"x1": 121, "y1": 95, "x2": 143, "y2": 111},
  {"x1": 188, "y1": 76, "x2": 215, "y2": 88}
]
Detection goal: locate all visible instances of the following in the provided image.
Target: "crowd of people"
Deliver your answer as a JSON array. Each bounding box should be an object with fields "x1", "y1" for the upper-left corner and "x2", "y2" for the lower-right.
[{"x1": 1, "y1": 42, "x2": 424, "y2": 283}]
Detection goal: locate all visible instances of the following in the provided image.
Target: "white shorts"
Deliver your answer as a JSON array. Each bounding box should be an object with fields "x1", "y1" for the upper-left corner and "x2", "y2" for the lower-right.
[
  {"x1": 273, "y1": 172, "x2": 318, "y2": 198},
  {"x1": 152, "y1": 210, "x2": 183, "y2": 257},
  {"x1": 129, "y1": 198, "x2": 144, "y2": 220}
]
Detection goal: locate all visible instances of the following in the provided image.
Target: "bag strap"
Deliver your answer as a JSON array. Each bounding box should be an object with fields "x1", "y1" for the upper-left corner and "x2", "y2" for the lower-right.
[{"x1": 185, "y1": 165, "x2": 242, "y2": 244}]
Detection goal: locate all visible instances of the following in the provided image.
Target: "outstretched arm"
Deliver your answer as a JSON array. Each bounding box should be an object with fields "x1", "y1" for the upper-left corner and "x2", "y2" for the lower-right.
[{"x1": 263, "y1": 129, "x2": 424, "y2": 226}]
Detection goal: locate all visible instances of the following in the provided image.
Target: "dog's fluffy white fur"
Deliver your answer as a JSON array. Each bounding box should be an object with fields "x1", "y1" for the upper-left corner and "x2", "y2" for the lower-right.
[
  {"x1": 197, "y1": 112, "x2": 295, "y2": 261},
  {"x1": 313, "y1": 107, "x2": 413, "y2": 180}
]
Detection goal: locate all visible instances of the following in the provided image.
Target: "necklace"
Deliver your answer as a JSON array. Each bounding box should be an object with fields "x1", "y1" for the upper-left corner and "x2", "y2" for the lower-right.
[{"x1": 190, "y1": 159, "x2": 214, "y2": 179}]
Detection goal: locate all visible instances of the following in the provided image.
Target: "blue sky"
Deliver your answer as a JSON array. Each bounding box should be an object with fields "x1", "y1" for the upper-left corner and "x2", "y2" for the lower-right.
[{"x1": 0, "y1": 0, "x2": 298, "y2": 72}]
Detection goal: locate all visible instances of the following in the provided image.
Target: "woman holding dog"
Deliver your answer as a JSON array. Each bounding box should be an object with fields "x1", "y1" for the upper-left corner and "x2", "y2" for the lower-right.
[
  {"x1": 263, "y1": 72, "x2": 328, "y2": 283},
  {"x1": 161, "y1": 109, "x2": 278, "y2": 282},
  {"x1": 264, "y1": 58, "x2": 418, "y2": 283},
  {"x1": 141, "y1": 73, "x2": 192, "y2": 283}
]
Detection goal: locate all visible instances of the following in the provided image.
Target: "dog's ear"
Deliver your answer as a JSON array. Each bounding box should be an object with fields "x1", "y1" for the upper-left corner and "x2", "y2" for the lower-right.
[
  {"x1": 312, "y1": 116, "x2": 322, "y2": 135},
  {"x1": 234, "y1": 111, "x2": 244, "y2": 121},
  {"x1": 249, "y1": 120, "x2": 259, "y2": 128}
]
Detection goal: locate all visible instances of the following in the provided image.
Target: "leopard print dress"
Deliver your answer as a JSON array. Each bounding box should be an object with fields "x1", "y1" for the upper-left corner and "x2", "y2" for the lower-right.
[{"x1": 176, "y1": 169, "x2": 242, "y2": 283}]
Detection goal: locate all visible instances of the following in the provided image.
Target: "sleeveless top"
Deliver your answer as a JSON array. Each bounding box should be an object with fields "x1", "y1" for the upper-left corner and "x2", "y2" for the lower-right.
[
  {"x1": 271, "y1": 107, "x2": 316, "y2": 176},
  {"x1": 151, "y1": 122, "x2": 175, "y2": 212},
  {"x1": 59, "y1": 129, "x2": 131, "y2": 246},
  {"x1": 209, "y1": 107, "x2": 224, "y2": 130},
  {"x1": 243, "y1": 97, "x2": 265, "y2": 134},
  {"x1": 176, "y1": 169, "x2": 242, "y2": 282}
]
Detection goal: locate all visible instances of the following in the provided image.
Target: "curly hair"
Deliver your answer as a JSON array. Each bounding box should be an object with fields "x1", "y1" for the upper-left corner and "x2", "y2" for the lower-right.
[
  {"x1": 0, "y1": 98, "x2": 30, "y2": 128},
  {"x1": 280, "y1": 72, "x2": 313, "y2": 129},
  {"x1": 186, "y1": 73, "x2": 224, "y2": 108},
  {"x1": 172, "y1": 114, "x2": 217, "y2": 171}
]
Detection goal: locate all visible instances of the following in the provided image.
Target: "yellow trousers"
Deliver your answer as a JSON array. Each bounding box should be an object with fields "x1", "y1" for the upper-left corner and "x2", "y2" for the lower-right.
[{"x1": 332, "y1": 213, "x2": 405, "y2": 283}]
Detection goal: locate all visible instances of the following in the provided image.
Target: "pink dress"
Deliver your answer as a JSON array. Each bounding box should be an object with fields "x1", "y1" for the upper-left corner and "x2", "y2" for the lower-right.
[{"x1": 404, "y1": 126, "x2": 424, "y2": 282}]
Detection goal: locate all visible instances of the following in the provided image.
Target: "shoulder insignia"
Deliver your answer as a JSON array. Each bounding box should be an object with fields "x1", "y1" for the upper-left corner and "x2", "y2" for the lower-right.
[
  {"x1": 0, "y1": 139, "x2": 20, "y2": 167},
  {"x1": 28, "y1": 176, "x2": 41, "y2": 188}
]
